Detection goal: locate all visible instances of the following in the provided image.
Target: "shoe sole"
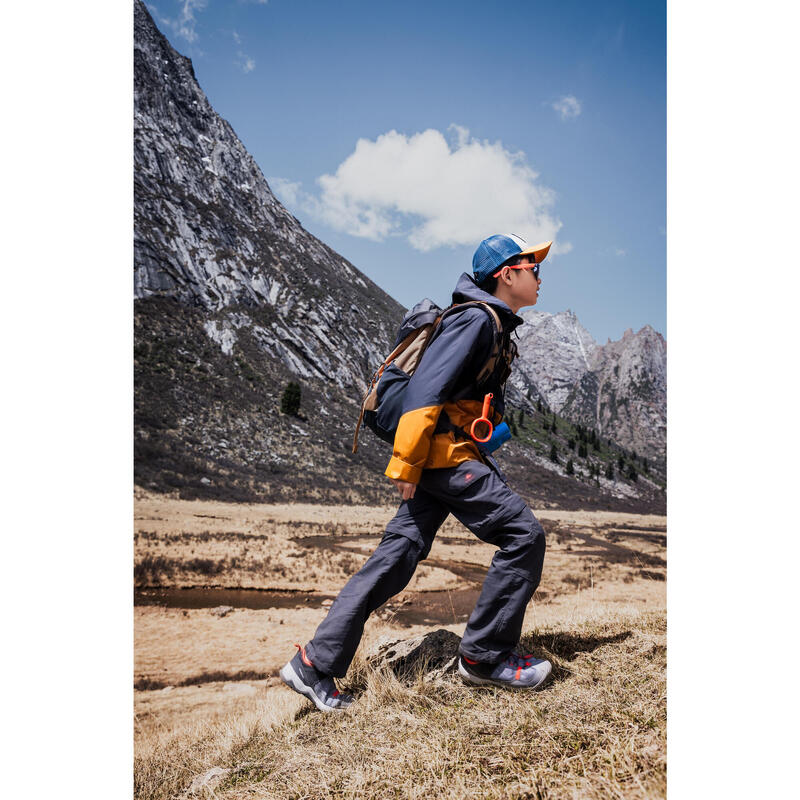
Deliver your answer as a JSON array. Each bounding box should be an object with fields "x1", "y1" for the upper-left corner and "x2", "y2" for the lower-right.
[
  {"x1": 279, "y1": 662, "x2": 348, "y2": 713},
  {"x1": 457, "y1": 661, "x2": 552, "y2": 690}
]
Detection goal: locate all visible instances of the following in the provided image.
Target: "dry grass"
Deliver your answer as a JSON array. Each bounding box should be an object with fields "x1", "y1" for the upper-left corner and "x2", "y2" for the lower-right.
[
  {"x1": 134, "y1": 609, "x2": 665, "y2": 800},
  {"x1": 134, "y1": 491, "x2": 666, "y2": 799}
]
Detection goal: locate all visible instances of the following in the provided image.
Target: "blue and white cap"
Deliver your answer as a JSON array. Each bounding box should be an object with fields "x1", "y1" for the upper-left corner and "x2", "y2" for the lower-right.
[{"x1": 472, "y1": 234, "x2": 552, "y2": 284}]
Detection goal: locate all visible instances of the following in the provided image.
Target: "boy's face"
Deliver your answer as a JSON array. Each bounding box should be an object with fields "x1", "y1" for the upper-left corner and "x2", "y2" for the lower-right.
[{"x1": 497, "y1": 254, "x2": 542, "y2": 309}]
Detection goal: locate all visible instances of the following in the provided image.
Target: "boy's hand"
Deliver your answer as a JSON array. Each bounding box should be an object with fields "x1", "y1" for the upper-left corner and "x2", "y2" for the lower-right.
[{"x1": 390, "y1": 478, "x2": 417, "y2": 500}]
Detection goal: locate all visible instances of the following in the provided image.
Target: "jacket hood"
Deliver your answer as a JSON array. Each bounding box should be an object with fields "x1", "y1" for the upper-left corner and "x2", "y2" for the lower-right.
[{"x1": 451, "y1": 272, "x2": 524, "y2": 330}]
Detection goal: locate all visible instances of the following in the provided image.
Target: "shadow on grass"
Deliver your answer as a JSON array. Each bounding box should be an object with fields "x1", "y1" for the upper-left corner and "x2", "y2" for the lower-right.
[
  {"x1": 293, "y1": 704, "x2": 317, "y2": 721},
  {"x1": 526, "y1": 629, "x2": 633, "y2": 661},
  {"x1": 513, "y1": 629, "x2": 634, "y2": 685}
]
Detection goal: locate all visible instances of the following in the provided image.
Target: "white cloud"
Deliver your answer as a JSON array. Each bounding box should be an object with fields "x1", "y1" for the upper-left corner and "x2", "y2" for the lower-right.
[
  {"x1": 150, "y1": 0, "x2": 208, "y2": 43},
  {"x1": 615, "y1": 247, "x2": 627, "y2": 256},
  {"x1": 273, "y1": 125, "x2": 568, "y2": 253},
  {"x1": 552, "y1": 95, "x2": 582, "y2": 120}
]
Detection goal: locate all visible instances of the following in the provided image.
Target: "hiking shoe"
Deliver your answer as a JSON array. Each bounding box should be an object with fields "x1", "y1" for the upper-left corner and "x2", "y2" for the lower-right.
[
  {"x1": 458, "y1": 651, "x2": 552, "y2": 690},
  {"x1": 279, "y1": 643, "x2": 354, "y2": 712}
]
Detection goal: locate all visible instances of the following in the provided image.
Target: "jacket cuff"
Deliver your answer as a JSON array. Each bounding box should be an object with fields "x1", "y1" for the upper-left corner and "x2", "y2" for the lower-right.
[{"x1": 385, "y1": 456, "x2": 423, "y2": 484}]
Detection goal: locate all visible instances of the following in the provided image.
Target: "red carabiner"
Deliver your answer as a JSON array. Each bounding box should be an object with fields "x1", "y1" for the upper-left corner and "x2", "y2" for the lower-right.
[{"x1": 470, "y1": 393, "x2": 494, "y2": 443}]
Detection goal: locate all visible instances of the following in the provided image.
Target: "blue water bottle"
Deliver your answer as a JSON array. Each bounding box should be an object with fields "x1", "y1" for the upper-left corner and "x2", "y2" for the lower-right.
[{"x1": 484, "y1": 421, "x2": 511, "y2": 453}]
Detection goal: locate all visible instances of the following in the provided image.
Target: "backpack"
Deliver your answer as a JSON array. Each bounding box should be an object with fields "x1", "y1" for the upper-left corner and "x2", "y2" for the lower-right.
[{"x1": 352, "y1": 299, "x2": 516, "y2": 453}]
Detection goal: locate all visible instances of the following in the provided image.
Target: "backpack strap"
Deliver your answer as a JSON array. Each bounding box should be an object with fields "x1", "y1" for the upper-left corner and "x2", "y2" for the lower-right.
[{"x1": 439, "y1": 301, "x2": 505, "y2": 389}]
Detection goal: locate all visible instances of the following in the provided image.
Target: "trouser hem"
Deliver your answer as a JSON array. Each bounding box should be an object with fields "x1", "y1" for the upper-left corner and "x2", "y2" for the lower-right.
[
  {"x1": 458, "y1": 647, "x2": 511, "y2": 664},
  {"x1": 303, "y1": 644, "x2": 344, "y2": 679}
]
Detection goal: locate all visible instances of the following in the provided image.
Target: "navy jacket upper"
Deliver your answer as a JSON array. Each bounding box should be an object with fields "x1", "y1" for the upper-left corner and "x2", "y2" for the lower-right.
[{"x1": 385, "y1": 273, "x2": 524, "y2": 484}]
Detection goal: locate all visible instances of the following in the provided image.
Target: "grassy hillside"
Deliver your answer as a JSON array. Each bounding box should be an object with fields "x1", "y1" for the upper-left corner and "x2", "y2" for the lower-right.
[
  {"x1": 135, "y1": 297, "x2": 665, "y2": 513},
  {"x1": 506, "y1": 402, "x2": 665, "y2": 491}
]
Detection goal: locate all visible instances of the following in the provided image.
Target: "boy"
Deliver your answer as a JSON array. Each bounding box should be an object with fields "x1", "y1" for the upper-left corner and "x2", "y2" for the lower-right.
[{"x1": 280, "y1": 234, "x2": 552, "y2": 712}]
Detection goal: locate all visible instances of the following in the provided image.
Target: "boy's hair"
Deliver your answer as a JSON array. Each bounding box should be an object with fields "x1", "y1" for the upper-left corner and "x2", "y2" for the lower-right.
[
  {"x1": 476, "y1": 254, "x2": 526, "y2": 295},
  {"x1": 477, "y1": 274, "x2": 499, "y2": 294}
]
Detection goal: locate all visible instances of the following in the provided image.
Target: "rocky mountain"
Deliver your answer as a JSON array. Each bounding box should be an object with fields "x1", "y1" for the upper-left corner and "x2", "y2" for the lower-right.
[
  {"x1": 509, "y1": 312, "x2": 666, "y2": 461},
  {"x1": 134, "y1": 0, "x2": 400, "y2": 389},
  {"x1": 134, "y1": 0, "x2": 407, "y2": 506},
  {"x1": 586, "y1": 326, "x2": 666, "y2": 461},
  {"x1": 133, "y1": 0, "x2": 665, "y2": 513}
]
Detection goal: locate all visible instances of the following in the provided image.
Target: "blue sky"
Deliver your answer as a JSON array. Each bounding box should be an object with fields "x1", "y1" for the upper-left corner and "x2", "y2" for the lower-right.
[{"x1": 147, "y1": 0, "x2": 665, "y2": 344}]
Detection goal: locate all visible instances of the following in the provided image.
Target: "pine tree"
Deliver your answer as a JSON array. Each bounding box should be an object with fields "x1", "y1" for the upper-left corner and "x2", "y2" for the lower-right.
[
  {"x1": 566, "y1": 459, "x2": 574, "y2": 476},
  {"x1": 549, "y1": 443, "x2": 558, "y2": 463},
  {"x1": 627, "y1": 464, "x2": 638, "y2": 482},
  {"x1": 509, "y1": 418, "x2": 518, "y2": 436},
  {"x1": 643, "y1": 458, "x2": 649, "y2": 474},
  {"x1": 550, "y1": 416, "x2": 557, "y2": 433},
  {"x1": 578, "y1": 442, "x2": 588, "y2": 458},
  {"x1": 618, "y1": 454, "x2": 625, "y2": 471},
  {"x1": 605, "y1": 462, "x2": 615, "y2": 480},
  {"x1": 537, "y1": 398, "x2": 543, "y2": 413},
  {"x1": 567, "y1": 438, "x2": 575, "y2": 450},
  {"x1": 280, "y1": 381, "x2": 301, "y2": 416}
]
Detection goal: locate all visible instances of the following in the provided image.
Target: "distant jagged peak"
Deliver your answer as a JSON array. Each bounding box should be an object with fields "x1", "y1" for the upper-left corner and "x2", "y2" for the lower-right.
[
  {"x1": 604, "y1": 323, "x2": 665, "y2": 350},
  {"x1": 518, "y1": 307, "x2": 598, "y2": 351}
]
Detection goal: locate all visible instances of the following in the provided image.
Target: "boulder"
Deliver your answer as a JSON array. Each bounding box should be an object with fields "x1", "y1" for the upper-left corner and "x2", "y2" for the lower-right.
[
  {"x1": 368, "y1": 629, "x2": 462, "y2": 682},
  {"x1": 210, "y1": 606, "x2": 234, "y2": 617}
]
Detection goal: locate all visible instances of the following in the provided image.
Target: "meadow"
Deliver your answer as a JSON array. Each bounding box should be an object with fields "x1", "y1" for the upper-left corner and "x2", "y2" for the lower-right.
[{"x1": 134, "y1": 489, "x2": 666, "y2": 799}]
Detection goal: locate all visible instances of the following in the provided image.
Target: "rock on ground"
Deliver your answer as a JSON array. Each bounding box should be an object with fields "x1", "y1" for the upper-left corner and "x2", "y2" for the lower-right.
[{"x1": 368, "y1": 629, "x2": 462, "y2": 682}]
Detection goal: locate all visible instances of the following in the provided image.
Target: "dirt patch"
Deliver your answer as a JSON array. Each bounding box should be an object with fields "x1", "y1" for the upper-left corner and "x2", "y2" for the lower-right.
[
  {"x1": 565, "y1": 531, "x2": 666, "y2": 568},
  {"x1": 606, "y1": 529, "x2": 667, "y2": 547}
]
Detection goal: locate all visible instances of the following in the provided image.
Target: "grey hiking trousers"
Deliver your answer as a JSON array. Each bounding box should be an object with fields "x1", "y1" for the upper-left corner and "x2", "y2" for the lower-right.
[{"x1": 304, "y1": 459, "x2": 546, "y2": 678}]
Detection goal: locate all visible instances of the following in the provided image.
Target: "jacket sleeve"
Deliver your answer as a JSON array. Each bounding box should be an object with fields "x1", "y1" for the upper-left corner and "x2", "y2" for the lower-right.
[{"x1": 385, "y1": 307, "x2": 493, "y2": 484}]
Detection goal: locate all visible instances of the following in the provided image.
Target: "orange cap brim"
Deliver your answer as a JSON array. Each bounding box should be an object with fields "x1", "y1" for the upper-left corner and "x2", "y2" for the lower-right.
[{"x1": 518, "y1": 240, "x2": 552, "y2": 264}]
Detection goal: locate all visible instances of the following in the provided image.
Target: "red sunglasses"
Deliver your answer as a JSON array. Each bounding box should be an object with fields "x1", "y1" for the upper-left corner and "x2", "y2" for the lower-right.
[{"x1": 492, "y1": 262, "x2": 541, "y2": 279}]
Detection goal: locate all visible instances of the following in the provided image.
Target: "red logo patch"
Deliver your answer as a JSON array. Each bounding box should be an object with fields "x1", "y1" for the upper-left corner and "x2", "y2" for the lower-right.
[{"x1": 465, "y1": 473, "x2": 473, "y2": 481}]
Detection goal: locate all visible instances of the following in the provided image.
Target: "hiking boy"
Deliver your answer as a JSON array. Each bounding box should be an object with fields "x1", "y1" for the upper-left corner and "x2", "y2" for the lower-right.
[{"x1": 280, "y1": 234, "x2": 553, "y2": 712}]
